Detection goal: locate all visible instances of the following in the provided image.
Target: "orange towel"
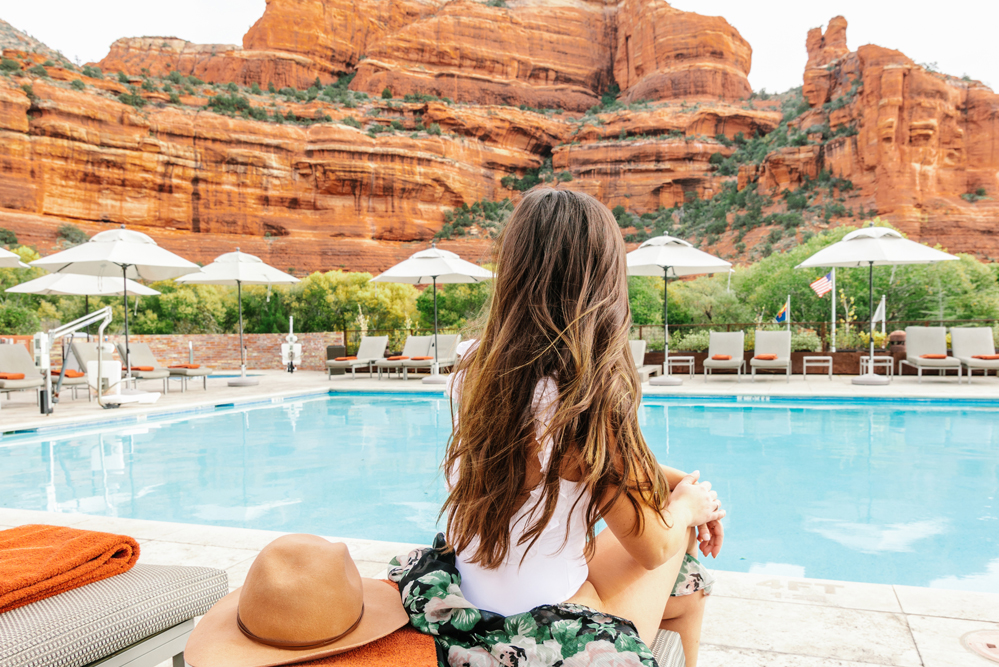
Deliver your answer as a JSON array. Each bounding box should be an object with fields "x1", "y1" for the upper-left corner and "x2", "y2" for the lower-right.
[
  {"x1": 129, "y1": 366, "x2": 155, "y2": 371},
  {"x1": 0, "y1": 372, "x2": 26, "y2": 380},
  {"x1": 973, "y1": 354, "x2": 999, "y2": 360},
  {"x1": 386, "y1": 356, "x2": 409, "y2": 361},
  {"x1": 0, "y1": 524, "x2": 140, "y2": 614},
  {"x1": 920, "y1": 354, "x2": 947, "y2": 360},
  {"x1": 711, "y1": 354, "x2": 731, "y2": 361},
  {"x1": 754, "y1": 354, "x2": 778, "y2": 360},
  {"x1": 51, "y1": 369, "x2": 85, "y2": 378},
  {"x1": 335, "y1": 356, "x2": 357, "y2": 361},
  {"x1": 168, "y1": 364, "x2": 201, "y2": 369},
  {"x1": 300, "y1": 582, "x2": 435, "y2": 667},
  {"x1": 410, "y1": 357, "x2": 434, "y2": 361}
]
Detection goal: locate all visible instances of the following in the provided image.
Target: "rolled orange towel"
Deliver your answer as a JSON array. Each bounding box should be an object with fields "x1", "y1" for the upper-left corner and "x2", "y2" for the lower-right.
[
  {"x1": 0, "y1": 372, "x2": 26, "y2": 380},
  {"x1": 50, "y1": 369, "x2": 85, "y2": 378},
  {"x1": 973, "y1": 354, "x2": 999, "y2": 360},
  {"x1": 410, "y1": 356, "x2": 434, "y2": 361},
  {"x1": 387, "y1": 356, "x2": 409, "y2": 361},
  {"x1": 129, "y1": 366, "x2": 155, "y2": 371},
  {"x1": 711, "y1": 354, "x2": 731, "y2": 361},
  {"x1": 335, "y1": 356, "x2": 357, "y2": 361},
  {"x1": 168, "y1": 364, "x2": 201, "y2": 369},
  {"x1": 920, "y1": 354, "x2": 947, "y2": 360},
  {"x1": 754, "y1": 354, "x2": 778, "y2": 360},
  {"x1": 0, "y1": 524, "x2": 140, "y2": 614}
]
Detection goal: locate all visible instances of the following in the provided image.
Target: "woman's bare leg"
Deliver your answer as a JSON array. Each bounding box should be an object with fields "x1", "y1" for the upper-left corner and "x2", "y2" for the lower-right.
[
  {"x1": 565, "y1": 526, "x2": 691, "y2": 645},
  {"x1": 659, "y1": 530, "x2": 708, "y2": 666}
]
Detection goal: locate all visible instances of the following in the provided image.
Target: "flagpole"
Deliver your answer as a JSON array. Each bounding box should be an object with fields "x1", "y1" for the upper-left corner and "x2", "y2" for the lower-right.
[{"x1": 831, "y1": 269, "x2": 837, "y2": 352}]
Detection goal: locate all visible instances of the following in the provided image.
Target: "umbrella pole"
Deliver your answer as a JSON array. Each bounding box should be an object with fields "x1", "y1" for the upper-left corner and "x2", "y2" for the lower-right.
[
  {"x1": 650, "y1": 265, "x2": 682, "y2": 386},
  {"x1": 853, "y1": 259, "x2": 889, "y2": 385},
  {"x1": 422, "y1": 276, "x2": 448, "y2": 385},
  {"x1": 122, "y1": 265, "x2": 132, "y2": 387},
  {"x1": 229, "y1": 279, "x2": 259, "y2": 387},
  {"x1": 85, "y1": 295, "x2": 90, "y2": 342}
]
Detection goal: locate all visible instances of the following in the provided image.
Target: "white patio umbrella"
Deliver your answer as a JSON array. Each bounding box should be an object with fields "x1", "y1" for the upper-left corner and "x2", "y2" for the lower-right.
[
  {"x1": 797, "y1": 224, "x2": 958, "y2": 385},
  {"x1": 30, "y1": 227, "x2": 199, "y2": 384},
  {"x1": 370, "y1": 244, "x2": 493, "y2": 384},
  {"x1": 176, "y1": 249, "x2": 299, "y2": 386},
  {"x1": 627, "y1": 235, "x2": 732, "y2": 386},
  {"x1": 7, "y1": 273, "x2": 160, "y2": 340},
  {"x1": 0, "y1": 246, "x2": 29, "y2": 269}
]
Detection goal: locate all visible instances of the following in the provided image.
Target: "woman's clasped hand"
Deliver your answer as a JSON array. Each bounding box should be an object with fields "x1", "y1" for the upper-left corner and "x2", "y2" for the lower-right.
[{"x1": 669, "y1": 471, "x2": 726, "y2": 559}]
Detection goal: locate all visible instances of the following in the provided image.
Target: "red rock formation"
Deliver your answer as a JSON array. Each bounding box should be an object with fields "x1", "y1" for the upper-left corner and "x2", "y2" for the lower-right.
[{"x1": 614, "y1": 0, "x2": 753, "y2": 104}]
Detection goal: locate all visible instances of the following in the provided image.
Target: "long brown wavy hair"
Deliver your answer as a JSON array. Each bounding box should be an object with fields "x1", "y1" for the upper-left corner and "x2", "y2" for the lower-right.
[{"x1": 441, "y1": 188, "x2": 670, "y2": 568}]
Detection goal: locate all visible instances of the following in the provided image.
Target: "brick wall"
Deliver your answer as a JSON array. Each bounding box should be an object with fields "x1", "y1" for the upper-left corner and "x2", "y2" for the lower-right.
[{"x1": 34, "y1": 332, "x2": 347, "y2": 372}]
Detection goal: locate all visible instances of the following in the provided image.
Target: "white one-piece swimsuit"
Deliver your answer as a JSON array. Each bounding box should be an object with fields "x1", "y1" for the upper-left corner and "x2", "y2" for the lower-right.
[{"x1": 447, "y1": 376, "x2": 591, "y2": 616}]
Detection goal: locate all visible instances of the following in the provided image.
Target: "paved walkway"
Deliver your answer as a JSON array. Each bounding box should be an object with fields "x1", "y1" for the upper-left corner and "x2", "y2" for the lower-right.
[
  {"x1": 4, "y1": 368, "x2": 999, "y2": 434},
  {"x1": 1, "y1": 508, "x2": 996, "y2": 667}
]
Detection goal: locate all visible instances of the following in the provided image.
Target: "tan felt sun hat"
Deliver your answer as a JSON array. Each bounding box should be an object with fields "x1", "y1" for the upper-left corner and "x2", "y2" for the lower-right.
[{"x1": 185, "y1": 534, "x2": 408, "y2": 667}]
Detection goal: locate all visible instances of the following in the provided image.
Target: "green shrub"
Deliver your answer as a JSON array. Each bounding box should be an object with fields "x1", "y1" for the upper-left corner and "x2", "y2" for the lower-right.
[
  {"x1": 1, "y1": 58, "x2": 21, "y2": 72},
  {"x1": 403, "y1": 92, "x2": 438, "y2": 103},
  {"x1": 57, "y1": 223, "x2": 88, "y2": 246},
  {"x1": 285, "y1": 110, "x2": 297, "y2": 121},
  {"x1": 791, "y1": 328, "x2": 822, "y2": 352},
  {"x1": 268, "y1": 82, "x2": 276, "y2": 93},
  {"x1": 501, "y1": 169, "x2": 541, "y2": 192},
  {"x1": 342, "y1": 116, "x2": 361, "y2": 129},
  {"x1": 20, "y1": 84, "x2": 35, "y2": 100},
  {"x1": 207, "y1": 93, "x2": 250, "y2": 113},
  {"x1": 975, "y1": 187, "x2": 987, "y2": 197},
  {"x1": 168, "y1": 92, "x2": 181, "y2": 104},
  {"x1": 28, "y1": 65, "x2": 48, "y2": 78},
  {"x1": 250, "y1": 82, "x2": 261, "y2": 95},
  {"x1": 70, "y1": 79, "x2": 85, "y2": 91},
  {"x1": 0, "y1": 227, "x2": 17, "y2": 245},
  {"x1": 390, "y1": 119, "x2": 404, "y2": 131},
  {"x1": 486, "y1": 0, "x2": 507, "y2": 6},
  {"x1": 226, "y1": 82, "x2": 238, "y2": 93},
  {"x1": 381, "y1": 87, "x2": 392, "y2": 99},
  {"x1": 427, "y1": 123, "x2": 442, "y2": 136},
  {"x1": 81, "y1": 65, "x2": 102, "y2": 79},
  {"x1": 141, "y1": 78, "x2": 156, "y2": 91},
  {"x1": 118, "y1": 87, "x2": 146, "y2": 108},
  {"x1": 670, "y1": 330, "x2": 711, "y2": 352},
  {"x1": 117, "y1": 71, "x2": 129, "y2": 83},
  {"x1": 164, "y1": 71, "x2": 182, "y2": 84}
]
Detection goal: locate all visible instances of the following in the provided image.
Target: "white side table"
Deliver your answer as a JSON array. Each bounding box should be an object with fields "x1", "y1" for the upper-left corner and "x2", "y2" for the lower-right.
[
  {"x1": 803, "y1": 355, "x2": 833, "y2": 379},
  {"x1": 860, "y1": 355, "x2": 894, "y2": 379},
  {"x1": 667, "y1": 356, "x2": 695, "y2": 378}
]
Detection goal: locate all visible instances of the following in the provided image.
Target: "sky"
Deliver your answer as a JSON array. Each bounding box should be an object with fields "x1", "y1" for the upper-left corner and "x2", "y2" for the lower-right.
[{"x1": 3, "y1": 0, "x2": 997, "y2": 93}]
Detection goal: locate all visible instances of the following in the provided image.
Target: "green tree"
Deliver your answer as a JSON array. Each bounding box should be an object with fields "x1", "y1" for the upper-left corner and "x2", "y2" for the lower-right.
[
  {"x1": 415, "y1": 281, "x2": 492, "y2": 329},
  {"x1": 287, "y1": 271, "x2": 418, "y2": 332},
  {"x1": 628, "y1": 276, "x2": 663, "y2": 325}
]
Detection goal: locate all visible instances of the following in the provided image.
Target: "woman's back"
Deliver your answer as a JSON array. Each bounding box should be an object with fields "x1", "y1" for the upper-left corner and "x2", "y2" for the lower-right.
[{"x1": 450, "y1": 377, "x2": 591, "y2": 615}]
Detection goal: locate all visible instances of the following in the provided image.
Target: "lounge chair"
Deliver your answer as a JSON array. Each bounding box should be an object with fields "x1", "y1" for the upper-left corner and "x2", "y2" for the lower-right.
[
  {"x1": 115, "y1": 342, "x2": 173, "y2": 393},
  {"x1": 375, "y1": 335, "x2": 432, "y2": 379},
  {"x1": 703, "y1": 331, "x2": 745, "y2": 381},
  {"x1": 951, "y1": 327, "x2": 999, "y2": 382},
  {"x1": 630, "y1": 339, "x2": 662, "y2": 382},
  {"x1": 402, "y1": 334, "x2": 462, "y2": 380},
  {"x1": 126, "y1": 342, "x2": 213, "y2": 392},
  {"x1": 1, "y1": 564, "x2": 227, "y2": 667},
  {"x1": 327, "y1": 335, "x2": 389, "y2": 379},
  {"x1": 0, "y1": 343, "x2": 44, "y2": 403},
  {"x1": 899, "y1": 326, "x2": 962, "y2": 382},
  {"x1": 751, "y1": 330, "x2": 792, "y2": 382}
]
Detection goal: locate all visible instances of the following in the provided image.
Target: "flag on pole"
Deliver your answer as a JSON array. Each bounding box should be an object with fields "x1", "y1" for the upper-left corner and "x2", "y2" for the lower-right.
[
  {"x1": 810, "y1": 272, "x2": 833, "y2": 297},
  {"x1": 872, "y1": 295, "x2": 886, "y2": 334},
  {"x1": 775, "y1": 298, "x2": 789, "y2": 323}
]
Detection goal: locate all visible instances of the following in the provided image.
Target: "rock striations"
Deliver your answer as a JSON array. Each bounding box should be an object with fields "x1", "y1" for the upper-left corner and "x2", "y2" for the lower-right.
[{"x1": 0, "y1": 6, "x2": 996, "y2": 273}]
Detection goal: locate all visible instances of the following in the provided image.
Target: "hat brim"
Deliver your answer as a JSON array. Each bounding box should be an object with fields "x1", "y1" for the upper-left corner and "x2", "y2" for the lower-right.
[{"x1": 185, "y1": 579, "x2": 409, "y2": 667}]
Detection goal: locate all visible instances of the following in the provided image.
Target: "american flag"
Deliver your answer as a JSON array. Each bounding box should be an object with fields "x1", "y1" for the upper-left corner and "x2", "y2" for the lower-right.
[{"x1": 810, "y1": 272, "x2": 833, "y2": 297}]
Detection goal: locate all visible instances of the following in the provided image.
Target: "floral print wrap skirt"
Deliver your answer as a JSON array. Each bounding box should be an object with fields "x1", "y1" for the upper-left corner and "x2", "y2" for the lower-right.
[{"x1": 388, "y1": 533, "x2": 713, "y2": 667}]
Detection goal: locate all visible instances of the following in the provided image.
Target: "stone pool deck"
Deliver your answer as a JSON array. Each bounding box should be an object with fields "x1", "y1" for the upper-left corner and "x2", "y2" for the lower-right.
[
  {"x1": 1, "y1": 507, "x2": 997, "y2": 667},
  {"x1": 3, "y1": 367, "x2": 999, "y2": 434}
]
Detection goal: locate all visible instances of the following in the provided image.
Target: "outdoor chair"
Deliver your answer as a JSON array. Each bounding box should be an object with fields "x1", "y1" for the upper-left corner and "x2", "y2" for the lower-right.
[
  {"x1": 703, "y1": 331, "x2": 745, "y2": 381},
  {"x1": 950, "y1": 327, "x2": 999, "y2": 382},
  {"x1": 115, "y1": 342, "x2": 173, "y2": 393},
  {"x1": 0, "y1": 564, "x2": 227, "y2": 667},
  {"x1": 630, "y1": 339, "x2": 661, "y2": 383},
  {"x1": 402, "y1": 334, "x2": 462, "y2": 379},
  {"x1": 327, "y1": 335, "x2": 389, "y2": 379},
  {"x1": 751, "y1": 330, "x2": 792, "y2": 383},
  {"x1": 127, "y1": 342, "x2": 213, "y2": 392},
  {"x1": 899, "y1": 326, "x2": 962, "y2": 382},
  {"x1": 375, "y1": 335, "x2": 432, "y2": 380},
  {"x1": 0, "y1": 343, "x2": 44, "y2": 403}
]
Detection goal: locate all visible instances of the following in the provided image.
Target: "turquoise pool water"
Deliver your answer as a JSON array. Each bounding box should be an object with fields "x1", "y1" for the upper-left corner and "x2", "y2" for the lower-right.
[{"x1": 2, "y1": 393, "x2": 997, "y2": 592}]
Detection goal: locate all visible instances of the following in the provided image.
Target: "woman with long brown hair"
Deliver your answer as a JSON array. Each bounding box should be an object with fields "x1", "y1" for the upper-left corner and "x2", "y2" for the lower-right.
[{"x1": 390, "y1": 189, "x2": 725, "y2": 667}]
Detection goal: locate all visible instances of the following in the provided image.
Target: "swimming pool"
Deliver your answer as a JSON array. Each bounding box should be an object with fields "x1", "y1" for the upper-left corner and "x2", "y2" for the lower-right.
[{"x1": 2, "y1": 392, "x2": 996, "y2": 592}]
